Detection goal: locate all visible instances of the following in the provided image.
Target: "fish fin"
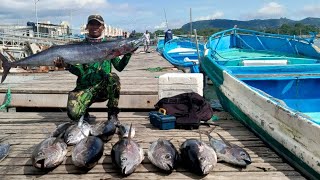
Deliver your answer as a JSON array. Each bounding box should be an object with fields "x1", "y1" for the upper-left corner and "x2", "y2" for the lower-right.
[
  {"x1": 128, "y1": 123, "x2": 132, "y2": 142},
  {"x1": 0, "y1": 52, "x2": 12, "y2": 83},
  {"x1": 198, "y1": 129, "x2": 202, "y2": 141},
  {"x1": 52, "y1": 132, "x2": 64, "y2": 144},
  {"x1": 216, "y1": 133, "x2": 232, "y2": 147}
]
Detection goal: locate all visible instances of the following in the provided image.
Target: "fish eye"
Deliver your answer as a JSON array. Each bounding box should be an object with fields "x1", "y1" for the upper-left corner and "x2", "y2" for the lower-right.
[
  {"x1": 199, "y1": 157, "x2": 205, "y2": 161},
  {"x1": 38, "y1": 152, "x2": 44, "y2": 156},
  {"x1": 121, "y1": 157, "x2": 127, "y2": 161},
  {"x1": 164, "y1": 154, "x2": 172, "y2": 159},
  {"x1": 240, "y1": 152, "x2": 246, "y2": 157}
]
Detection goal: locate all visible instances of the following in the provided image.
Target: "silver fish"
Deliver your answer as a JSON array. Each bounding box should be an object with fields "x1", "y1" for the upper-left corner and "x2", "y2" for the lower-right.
[
  {"x1": 31, "y1": 137, "x2": 68, "y2": 169},
  {"x1": 117, "y1": 123, "x2": 135, "y2": 138},
  {"x1": 0, "y1": 143, "x2": 10, "y2": 162},
  {"x1": 72, "y1": 136, "x2": 104, "y2": 169},
  {"x1": 90, "y1": 120, "x2": 116, "y2": 142},
  {"x1": 147, "y1": 139, "x2": 179, "y2": 172},
  {"x1": 111, "y1": 124, "x2": 144, "y2": 175},
  {"x1": 0, "y1": 37, "x2": 144, "y2": 83},
  {"x1": 64, "y1": 122, "x2": 91, "y2": 145},
  {"x1": 203, "y1": 128, "x2": 251, "y2": 167},
  {"x1": 180, "y1": 139, "x2": 217, "y2": 175}
]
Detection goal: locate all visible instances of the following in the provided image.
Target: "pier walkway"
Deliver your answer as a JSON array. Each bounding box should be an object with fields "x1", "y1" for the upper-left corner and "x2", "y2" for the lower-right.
[{"x1": 0, "y1": 48, "x2": 306, "y2": 179}]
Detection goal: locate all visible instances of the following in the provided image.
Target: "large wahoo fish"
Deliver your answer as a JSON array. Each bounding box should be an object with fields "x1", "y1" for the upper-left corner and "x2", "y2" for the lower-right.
[{"x1": 0, "y1": 37, "x2": 144, "y2": 83}]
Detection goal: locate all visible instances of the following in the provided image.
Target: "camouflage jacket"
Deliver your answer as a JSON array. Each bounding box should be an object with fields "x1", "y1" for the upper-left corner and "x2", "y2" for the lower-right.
[{"x1": 68, "y1": 38, "x2": 132, "y2": 89}]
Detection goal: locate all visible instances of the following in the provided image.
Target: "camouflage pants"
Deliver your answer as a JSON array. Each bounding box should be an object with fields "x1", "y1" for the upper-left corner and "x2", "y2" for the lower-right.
[{"x1": 67, "y1": 72, "x2": 120, "y2": 121}]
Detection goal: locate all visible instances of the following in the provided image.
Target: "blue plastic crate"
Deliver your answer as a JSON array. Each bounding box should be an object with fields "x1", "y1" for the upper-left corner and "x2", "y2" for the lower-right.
[{"x1": 149, "y1": 109, "x2": 176, "y2": 130}]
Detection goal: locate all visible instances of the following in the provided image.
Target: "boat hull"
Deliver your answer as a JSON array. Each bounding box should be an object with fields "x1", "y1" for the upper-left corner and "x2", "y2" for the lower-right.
[
  {"x1": 201, "y1": 58, "x2": 320, "y2": 180},
  {"x1": 202, "y1": 28, "x2": 320, "y2": 179}
]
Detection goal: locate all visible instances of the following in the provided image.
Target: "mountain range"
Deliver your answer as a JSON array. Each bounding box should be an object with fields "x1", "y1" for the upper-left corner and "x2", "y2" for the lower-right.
[{"x1": 181, "y1": 17, "x2": 320, "y2": 31}]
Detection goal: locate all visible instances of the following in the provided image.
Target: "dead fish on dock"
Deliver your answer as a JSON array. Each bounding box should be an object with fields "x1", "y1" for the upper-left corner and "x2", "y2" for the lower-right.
[
  {"x1": 0, "y1": 37, "x2": 144, "y2": 83},
  {"x1": 180, "y1": 138, "x2": 217, "y2": 175},
  {"x1": 147, "y1": 139, "x2": 179, "y2": 172},
  {"x1": 72, "y1": 136, "x2": 104, "y2": 169},
  {"x1": 117, "y1": 123, "x2": 136, "y2": 138},
  {"x1": 202, "y1": 127, "x2": 251, "y2": 167},
  {"x1": 0, "y1": 137, "x2": 10, "y2": 162},
  {"x1": 51, "y1": 122, "x2": 73, "y2": 137},
  {"x1": 31, "y1": 137, "x2": 68, "y2": 169},
  {"x1": 111, "y1": 123, "x2": 144, "y2": 176},
  {"x1": 90, "y1": 120, "x2": 116, "y2": 142},
  {"x1": 64, "y1": 121, "x2": 91, "y2": 145}
]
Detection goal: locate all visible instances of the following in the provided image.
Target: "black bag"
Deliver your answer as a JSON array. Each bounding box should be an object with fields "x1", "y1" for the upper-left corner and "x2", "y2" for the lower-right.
[{"x1": 154, "y1": 92, "x2": 214, "y2": 129}]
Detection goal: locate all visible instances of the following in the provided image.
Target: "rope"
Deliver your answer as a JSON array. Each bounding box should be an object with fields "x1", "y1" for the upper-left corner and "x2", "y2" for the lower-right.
[{"x1": 0, "y1": 87, "x2": 11, "y2": 110}]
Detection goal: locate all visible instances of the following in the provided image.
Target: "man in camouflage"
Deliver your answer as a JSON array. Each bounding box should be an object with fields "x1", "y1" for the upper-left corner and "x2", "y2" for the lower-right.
[{"x1": 55, "y1": 14, "x2": 135, "y2": 123}]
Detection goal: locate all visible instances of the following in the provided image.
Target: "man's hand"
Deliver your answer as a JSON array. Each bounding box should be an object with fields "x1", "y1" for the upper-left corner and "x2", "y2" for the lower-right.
[{"x1": 53, "y1": 57, "x2": 67, "y2": 68}]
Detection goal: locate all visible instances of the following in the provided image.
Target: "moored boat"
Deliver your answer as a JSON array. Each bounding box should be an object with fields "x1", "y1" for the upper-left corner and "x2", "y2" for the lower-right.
[
  {"x1": 162, "y1": 38, "x2": 205, "y2": 73},
  {"x1": 201, "y1": 28, "x2": 320, "y2": 180}
]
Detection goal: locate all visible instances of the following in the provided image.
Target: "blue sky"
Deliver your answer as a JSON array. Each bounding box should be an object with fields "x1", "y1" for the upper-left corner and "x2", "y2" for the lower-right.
[{"x1": 1, "y1": 0, "x2": 319, "y2": 33}]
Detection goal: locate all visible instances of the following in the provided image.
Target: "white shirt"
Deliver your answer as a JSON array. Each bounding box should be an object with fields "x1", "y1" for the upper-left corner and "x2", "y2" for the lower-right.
[{"x1": 143, "y1": 32, "x2": 150, "y2": 42}]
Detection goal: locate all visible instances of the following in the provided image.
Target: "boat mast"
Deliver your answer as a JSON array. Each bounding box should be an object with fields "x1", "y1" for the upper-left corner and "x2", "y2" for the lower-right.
[
  {"x1": 190, "y1": 8, "x2": 192, "y2": 37},
  {"x1": 163, "y1": 8, "x2": 169, "y2": 29}
]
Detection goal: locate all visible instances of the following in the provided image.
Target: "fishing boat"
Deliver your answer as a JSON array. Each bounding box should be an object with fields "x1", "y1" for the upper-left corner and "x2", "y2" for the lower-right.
[
  {"x1": 201, "y1": 28, "x2": 320, "y2": 180},
  {"x1": 162, "y1": 38, "x2": 205, "y2": 73}
]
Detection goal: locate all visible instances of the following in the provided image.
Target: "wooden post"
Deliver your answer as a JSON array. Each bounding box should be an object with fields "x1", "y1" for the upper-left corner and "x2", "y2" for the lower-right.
[{"x1": 194, "y1": 29, "x2": 201, "y2": 61}]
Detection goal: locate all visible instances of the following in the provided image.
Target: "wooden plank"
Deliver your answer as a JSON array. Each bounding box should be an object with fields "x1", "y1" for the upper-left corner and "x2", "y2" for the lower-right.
[
  {"x1": 0, "y1": 111, "x2": 305, "y2": 179},
  {"x1": 0, "y1": 94, "x2": 158, "y2": 109},
  {"x1": 0, "y1": 171, "x2": 305, "y2": 180}
]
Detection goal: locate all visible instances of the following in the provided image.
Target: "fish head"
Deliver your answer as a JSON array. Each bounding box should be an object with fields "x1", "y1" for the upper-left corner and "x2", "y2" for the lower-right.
[
  {"x1": 64, "y1": 124, "x2": 90, "y2": 145},
  {"x1": 152, "y1": 140, "x2": 177, "y2": 171},
  {"x1": 118, "y1": 141, "x2": 143, "y2": 175},
  {"x1": 197, "y1": 142, "x2": 217, "y2": 175},
  {"x1": 119, "y1": 151, "x2": 138, "y2": 175},
  {"x1": 228, "y1": 148, "x2": 252, "y2": 166},
  {"x1": 158, "y1": 152, "x2": 175, "y2": 171}
]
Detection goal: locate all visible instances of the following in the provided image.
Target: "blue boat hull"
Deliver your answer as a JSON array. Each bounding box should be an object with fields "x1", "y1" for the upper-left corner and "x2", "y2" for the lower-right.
[
  {"x1": 162, "y1": 38, "x2": 204, "y2": 73},
  {"x1": 201, "y1": 28, "x2": 320, "y2": 179}
]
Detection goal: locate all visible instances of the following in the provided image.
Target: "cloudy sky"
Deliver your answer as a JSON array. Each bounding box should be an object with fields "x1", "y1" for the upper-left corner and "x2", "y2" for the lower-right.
[{"x1": 1, "y1": 0, "x2": 319, "y2": 33}]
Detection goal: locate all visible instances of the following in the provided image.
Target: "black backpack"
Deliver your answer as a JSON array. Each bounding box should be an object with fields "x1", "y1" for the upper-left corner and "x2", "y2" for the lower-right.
[{"x1": 154, "y1": 92, "x2": 214, "y2": 129}]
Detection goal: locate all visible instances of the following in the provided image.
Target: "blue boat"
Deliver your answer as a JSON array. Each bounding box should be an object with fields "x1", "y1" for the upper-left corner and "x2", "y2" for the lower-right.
[
  {"x1": 201, "y1": 28, "x2": 320, "y2": 180},
  {"x1": 162, "y1": 38, "x2": 205, "y2": 73}
]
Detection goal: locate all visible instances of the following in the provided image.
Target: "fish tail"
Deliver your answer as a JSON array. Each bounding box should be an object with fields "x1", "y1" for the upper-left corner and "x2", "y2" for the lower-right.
[{"x1": 0, "y1": 52, "x2": 11, "y2": 83}]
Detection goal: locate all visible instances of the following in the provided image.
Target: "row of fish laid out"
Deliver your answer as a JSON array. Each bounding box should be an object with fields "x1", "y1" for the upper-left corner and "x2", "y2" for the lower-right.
[
  {"x1": 30, "y1": 119, "x2": 252, "y2": 176},
  {"x1": 31, "y1": 116, "x2": 136, "y2": 170}
]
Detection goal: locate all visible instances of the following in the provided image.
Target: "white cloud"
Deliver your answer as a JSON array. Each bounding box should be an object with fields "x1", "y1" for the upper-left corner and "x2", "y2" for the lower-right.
[
  {"x1": 257, "y1": 2, "x2": 284, "y2": 16},
  {"x1": 242, "y1": 2, "x2": 285, "y2": 20},
  {"x1": 195, "y1": 11, "x2": 224, "y2": 21},
  {"x1": 300, "y1": 4, "x2": 320, "y2": 17}
]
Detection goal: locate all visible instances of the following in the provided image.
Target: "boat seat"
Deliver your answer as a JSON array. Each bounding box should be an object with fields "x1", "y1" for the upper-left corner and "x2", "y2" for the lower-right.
[
  {"x1": 184, "y1": 57, "x2": 199, "y2": 64},
  {"x1": 242, "y1": 60, "x2": 288, "y2": 66}
]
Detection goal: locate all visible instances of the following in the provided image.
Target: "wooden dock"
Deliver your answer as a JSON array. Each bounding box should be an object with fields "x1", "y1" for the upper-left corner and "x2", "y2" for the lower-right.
[{"x1": 0, "y1": 48, "x2": 306, "y2": 179}]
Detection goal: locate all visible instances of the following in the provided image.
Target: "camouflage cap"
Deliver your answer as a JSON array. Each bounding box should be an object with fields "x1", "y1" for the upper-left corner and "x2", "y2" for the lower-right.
[{"x1": 87, "y1": 14, "x2": 104, "y2": 24}]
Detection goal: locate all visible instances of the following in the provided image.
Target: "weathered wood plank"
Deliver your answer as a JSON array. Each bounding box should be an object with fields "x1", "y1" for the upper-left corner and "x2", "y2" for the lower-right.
[{"x1": 0, "y1": 171, "x2": 306, "y2": 180}]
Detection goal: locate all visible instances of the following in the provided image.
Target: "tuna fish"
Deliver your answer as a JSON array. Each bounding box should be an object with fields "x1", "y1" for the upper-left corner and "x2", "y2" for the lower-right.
[
  {"x1": 0, "y1": 140, "x2": 10, "y2": 162},
  {"x1": 117, "y1": 123, "x2": 135, "y2": 138},
  {"x1": 111, "y1": 124, "x2": 144, "y2": 176},
  {"x1": 0, "y1": 37, "x2": 144, "y2": 83},
  {"x1": 180, "y1": 138, "x2": 217, "y2": 175},
  {"x1": 90, "y1": 120, "x2": 116, "y2": 142},
  {"x1": 64, "y1": 121, "x2": 91, "y2": 145},
  {"x1": 31, "y1": 137, "x2": 68, "y2": 169},
  {"x1": 147, "y1": 139, "x2": 179, "y2": 172},
  {"x1": 203, "y1": 128, "x2": 251, "y2": 167},
  {"x1": 72, "y1": 136, "x2": 104, "y2": 169}
]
